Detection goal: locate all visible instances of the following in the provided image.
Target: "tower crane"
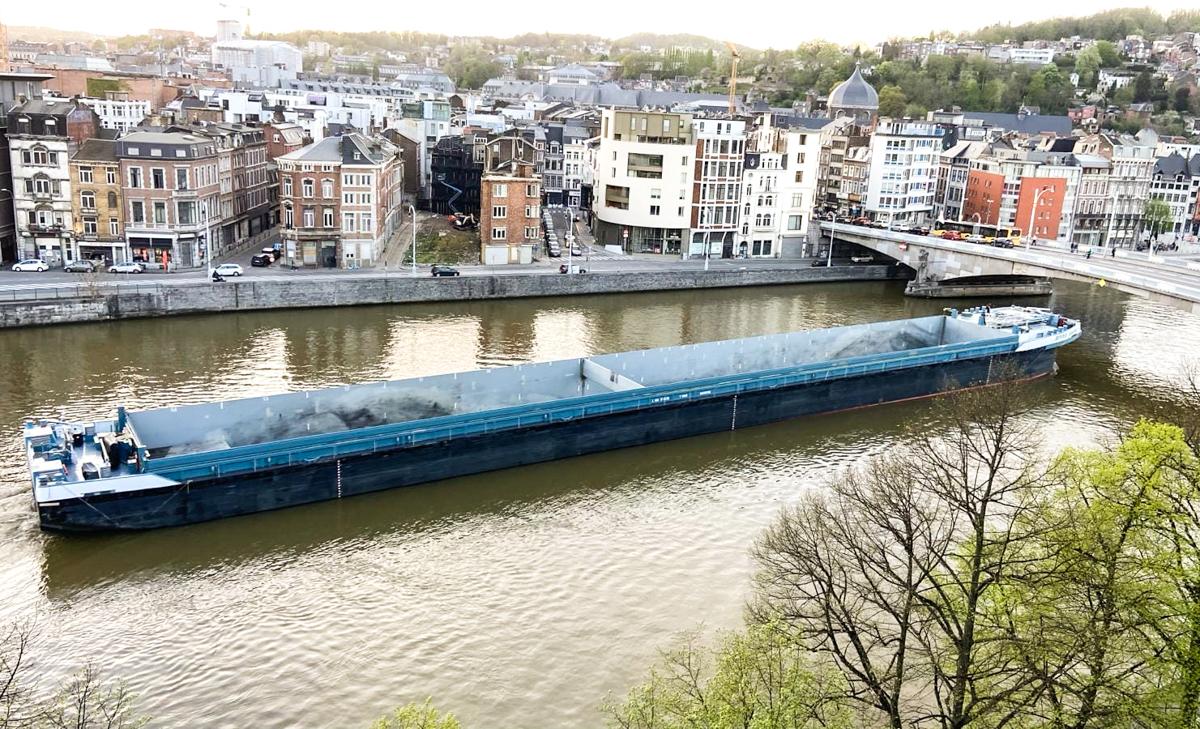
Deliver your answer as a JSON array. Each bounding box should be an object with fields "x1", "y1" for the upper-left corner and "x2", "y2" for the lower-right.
[{"x1": 724, "y1": 41, "x2": 741, "y2": 115}]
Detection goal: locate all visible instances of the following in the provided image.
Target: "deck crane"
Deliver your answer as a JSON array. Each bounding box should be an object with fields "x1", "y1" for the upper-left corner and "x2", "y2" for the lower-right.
[{"x1": 724, "y1": 41, "x2": 740, "y2": 115}]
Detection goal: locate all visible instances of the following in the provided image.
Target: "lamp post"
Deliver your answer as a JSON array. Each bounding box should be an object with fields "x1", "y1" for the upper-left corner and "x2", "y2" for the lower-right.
[
  {"x1": 969, "y1": 212, "x2": 982, "y2": 237},
  {"x1": 1026, "y1": 185, "x2": 1055, "y2": 247},
  {"x1": 703, "y1": 230, "x2": 711, "y2": 271},
  {"x1": 827, "y1": 214, "x2": 837, "y2": 267},
  {"x1": 408, "y1": 204, "x2": 417, "y2": 276}
]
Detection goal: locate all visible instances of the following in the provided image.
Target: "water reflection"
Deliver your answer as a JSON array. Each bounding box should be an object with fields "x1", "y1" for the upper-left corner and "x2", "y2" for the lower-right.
[{"x1": 1, "y1": 280, "x2": 1199, "y2": 728}]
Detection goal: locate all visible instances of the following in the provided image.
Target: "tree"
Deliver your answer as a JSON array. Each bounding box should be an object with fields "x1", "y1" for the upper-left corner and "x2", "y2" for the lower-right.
[
  {"x1": 1135, "y1": 71, "x2": 1154, "y2": 103},
  {"x1": 372, "y1": 700, "x2": 460, "y2": 729},
  {"x1": 1095, "y1": 40, "x2": 1123, "y2": 68},
  {"x1": 877, "y1": 85, "x2": 908, "y2": 118},
  {"x1": 1074, "y1": 46, "x2": 1101, "y2": 89},
  {"x1": 1144, "y1": 197, "x2": 1172, "y2": 241},
  {"x1": 752, "y1": 380, "x2": 1049, "y2": 728},
  {"x1": 1175, "y1": 86, "x2": 1193, "y2": 114},
  {"x1": 604, "y1": 625, "x2": 853, "y2": 729}
]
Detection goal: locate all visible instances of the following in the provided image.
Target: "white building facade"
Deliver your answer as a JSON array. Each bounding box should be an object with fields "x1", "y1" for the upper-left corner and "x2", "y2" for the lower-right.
[
  {"x1": 865, "y1": 118, "x2": 944, "y2": 226},
  {"x1": 738, "y1": 114, "x2": 826, "y2": 258},
  {"x1": 690, "y1": 117, "x2": 745, "y2": 258}
]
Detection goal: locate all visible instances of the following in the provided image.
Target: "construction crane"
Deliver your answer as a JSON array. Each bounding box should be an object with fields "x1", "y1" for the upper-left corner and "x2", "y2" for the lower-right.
[
  {"x1": 0, "y1": 19, "x2": 10, "y2": 73},
  {"x1": 724, "y1": 41, "x2": 741, "y2": 115}
]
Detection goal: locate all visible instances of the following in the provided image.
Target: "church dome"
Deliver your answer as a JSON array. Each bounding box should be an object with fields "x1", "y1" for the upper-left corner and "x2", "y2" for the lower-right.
[{"x1": 828, "y1": 64, "x2": 879, "y2": 111}]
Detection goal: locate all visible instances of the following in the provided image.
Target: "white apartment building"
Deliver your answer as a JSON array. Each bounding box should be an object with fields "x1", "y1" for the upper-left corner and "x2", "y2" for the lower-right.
[
  {"x1": 210, "y1": 22, "x2": 302, "y2": 87},
  {"x1": 10, "y1": 134, "x2": 73, "y2": 263},
  {"x1": 562, "y1": 126, "x2": 591, "y2": 210},
  {"x1": 690, "y1": 117, "x2": 746, "y2": 258},
  {"x1": 78, "y1": 92, "x2": 151, "y2": 132},
  {"x1": 865, "y1": 118, "x2": 945, "y2": 226},
  {"x1": 592, "y1": 109, "x2": 694, "y2": 255},
  {"x1": 1007, "y1": 47, "x2": 1056, "y2": 65},
  {"x1": 738, "y1": 114, "x2": 827, "y2": 258},
  {"x1": 1150, "y1": 153, "x2": 1200, "y2": 240},
  {"x1": 1107, "y1": 136, "x2": 1155, "y2": 248}
]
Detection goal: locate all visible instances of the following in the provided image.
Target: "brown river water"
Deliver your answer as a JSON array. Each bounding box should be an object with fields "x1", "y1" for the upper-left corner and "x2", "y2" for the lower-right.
[{"x1": 1, "y1": 279, "x2": 1198, "y2": 727}]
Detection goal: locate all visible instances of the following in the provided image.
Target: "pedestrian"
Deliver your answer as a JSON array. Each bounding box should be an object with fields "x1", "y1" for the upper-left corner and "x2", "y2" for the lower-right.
[
  {"x1": 1111, "y1": 247, "x2": 1116, "y2": 258},
  {"x1": 1086, "y1": 247, "x2": 1092, "y2": 259}
]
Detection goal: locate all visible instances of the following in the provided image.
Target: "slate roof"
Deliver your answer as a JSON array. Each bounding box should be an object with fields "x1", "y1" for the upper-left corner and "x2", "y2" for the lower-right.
[
  {"x1": 71, "y1": 138, "x2": 117, "y2": 163},
  {"x1": 960, "y1": 111, "x2": 1072, "y2": 136},
  {"x1": 828, "y1": 65, "x2": 878, "y2": 110},
  {"x1": 277, "y1": 132, "x2": 396, "y2": 166}
]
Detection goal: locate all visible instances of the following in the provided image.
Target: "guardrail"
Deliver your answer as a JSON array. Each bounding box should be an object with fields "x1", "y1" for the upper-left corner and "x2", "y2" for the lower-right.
[
  {"x1": 147, "y1": 332, "x2": 1019, "y2": 482},
  {"x1": 0, "y1": 282, "x2": 172, "y2": 303}
]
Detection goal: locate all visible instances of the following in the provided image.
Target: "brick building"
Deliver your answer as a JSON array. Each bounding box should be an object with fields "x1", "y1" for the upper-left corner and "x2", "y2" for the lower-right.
[
  {"x1": 479, "y1": 135, "x2": 541, "y2": 264},
  {"x1": 276, "y1": 132, "x2": 404, "y2": 268},
  {"x1": 70, "y1": 138, "x2": 127, "y2": 264},
  {"x1": 118, "y1": 131, "x2": 221, "y2": 268}
]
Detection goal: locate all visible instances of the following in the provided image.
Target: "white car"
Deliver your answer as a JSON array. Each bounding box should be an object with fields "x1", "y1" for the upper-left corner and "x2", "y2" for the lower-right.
[
  {"x1": 214, "y1": 263, "x2": 244, "y2": 277},
  {"x1": 12, "y1": 259, "x2": 48, "y2": 272},
  {"x1": 108, "y1": 262, "x2": 145, "y2": 274}
]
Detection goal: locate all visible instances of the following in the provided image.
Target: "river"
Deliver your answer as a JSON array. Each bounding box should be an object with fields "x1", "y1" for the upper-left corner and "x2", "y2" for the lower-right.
[{"x1": 1, "y1": 280, "x2": 1198, "y2": 728}]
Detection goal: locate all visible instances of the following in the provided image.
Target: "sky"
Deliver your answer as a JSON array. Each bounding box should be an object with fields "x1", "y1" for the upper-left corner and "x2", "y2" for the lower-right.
[{"x1": 6, "y1": 0, "x2": 1197, "y2": 48}]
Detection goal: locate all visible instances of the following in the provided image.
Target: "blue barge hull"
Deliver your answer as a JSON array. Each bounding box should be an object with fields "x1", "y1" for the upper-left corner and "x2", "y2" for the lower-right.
[{"x1": 25, "y1": 309, "x2": 1080, "y2": 532}]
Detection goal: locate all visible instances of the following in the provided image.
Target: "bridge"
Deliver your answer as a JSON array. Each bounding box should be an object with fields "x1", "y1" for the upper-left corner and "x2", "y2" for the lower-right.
[{"x1": 822, "y1": 222, "x2": 1200, "y2": 314}]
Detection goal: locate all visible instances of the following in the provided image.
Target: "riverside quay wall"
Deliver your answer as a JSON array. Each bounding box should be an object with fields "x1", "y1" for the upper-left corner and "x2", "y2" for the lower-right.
[{"x1": 0, "y1": 266, "x2": 907, "y2": 329}]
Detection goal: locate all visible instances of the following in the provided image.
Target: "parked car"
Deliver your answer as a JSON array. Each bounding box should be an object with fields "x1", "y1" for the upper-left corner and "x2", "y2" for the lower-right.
[
  {"x1": 964, "y1": 234, "x2": 988, "y2": 245},
  {"x1": 547, "y1": 244, "x2": 561, "y2": 257},
  {"x1": 992, "y1": 239, "x2": 1015, "y2": 249},
  {"x1": 262, "y1": 246, "x2": 282, "y2": 261},
  {"x1": 810, "y1": 259, "x2": 830, "y2": 267},
  {"x1": 64, "y1": 259, "x2": 101, "y2": 273},
  {"x1": 108, "y1": 262, "x2": 145, "y2": 274},
  {"x1": 570, "y1": 245, "x2": 582, "y2": 257},
  {"x1": 12, "y1": 259, "x2": 49, "y2": 272},
  {"x1": 214, "y1": 263, "x2": 243, "y2": 277},
  {"x1": 849, "y1": 255, "x2": 874, "y2": 263},
  {"x1": 431, "y1": 265, "x2": 460, "y2": 277},
  {"x1": 250, "y1": 254, "x2": 273, "y2": 267}
]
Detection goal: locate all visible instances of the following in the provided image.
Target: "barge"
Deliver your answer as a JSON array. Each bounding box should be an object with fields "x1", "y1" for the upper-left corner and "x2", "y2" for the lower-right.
[
  {"x1": 24, "y1": 306, "x2": 1080, "y2": 532},
  {"x1": 905, "y1": 275, "x2": 1054, "y2": 299}
]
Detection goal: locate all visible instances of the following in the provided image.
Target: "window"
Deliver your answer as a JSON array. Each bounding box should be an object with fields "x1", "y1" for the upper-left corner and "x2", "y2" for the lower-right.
[
  {"x1": 151, "y1": 168, "x2": 165, "y2": 189},
  {"x1": 649, "y1": 205, "x2": 661, "y2": 215},
  {"x1": 662, "y1": 119, "x2": 670, "y2": 133},
  {"x1": 342, "y1": 212, "x2": 356, "y2": 232},
  {"x1": 176, "y1": 168, "x2": 188, "y2": 190},
  {"x1": 791, "y1": 193, "x2": 804, "y2": 208},
  {"x1": 795, "y1": 152, "x2": 806, "y2": 164},
  {"x1": 323, "y1": 208, "x2": 333, "y2": 228},
  {"x1": 282, "y1": 177, "x2": 292, "y2": 197},
  {"x1": 130, "y1": 201, "x2": 145, "y2": 223},
  {"x1": 493, "y1": 183, "x2": 507, "y2": 197},
  {"x1": 302, "y1": 178, "x2": 314, "y2": 197},
  {"x1": 83, "y1": 217, "x2": 97, "y2": 235},
  {"x1": 360, "y1": 214, "x2": 373, "y2": 232},
  {"x1": 650, "y1": 188, "x2": 661, "y2": 200},
  {"x1": 752, "y1": 239, "x2": 774, "y2": 256},
  {"x1": 794, "y1": 171, "x2": 804, "y2": 183},
  {"x1": 284, "y1": 205, "x2": 294, "y2": 227},
  {"x1": 80, "y1": 191, "x2": 95, "y2": 209},
  {"x1": 108, "y1": 192, "x2": 117, "y2": 208},
  {"x1": 79, "y1": 167, "x2": 93, "y2": 183},
  {"x1": 321, "y1": 179, "x2": 333, "y2": 199},
  {"x1": 492, "y1": 205, "x2": 507, "y2": 219},
  {"x1": 153, "y1": 201, "x2": 167, "y2": 225},
  {"x1": 106, "y1": 168, "x2": 117, "y2": 185},
  {"x1": 525, "y1": 204, "x2": 539, "y2": 218},
  {"x1": 127, "y1": 147, "x2": 139, "y2": 156},
  {"x1": 109, "y1": 218, "x2": 119, "y2": 236},
  {"x1": 178, "y1": 201, "x2": 195, "y2": 225},
  {"x1": 525, "y1": 226, "x2": 539, "y2": 239},
  {"x1": 526, "y1": 183, "x2": 538, "y2": 197},
  {"x1": 303, "y1": 208, "x2": 315, "y2": 227},
  {"x1": 128, "y1": 167, "x2": 143, "y2": 188},
  {"x1": 491, "y1": 228, "x2": 507, "y2": 240},
  {"x1": 787, "y1": 215, "x2": 803, "y2": 231}
]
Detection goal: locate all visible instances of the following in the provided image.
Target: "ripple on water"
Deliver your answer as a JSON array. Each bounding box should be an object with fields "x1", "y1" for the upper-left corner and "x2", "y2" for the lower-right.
[{"x1": 0, "y1": 282, "x2": 1198, "y2": 728}]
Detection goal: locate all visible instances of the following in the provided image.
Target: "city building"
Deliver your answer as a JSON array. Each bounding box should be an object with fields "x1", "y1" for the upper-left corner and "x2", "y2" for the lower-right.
[
  {"x1": 738, "y1": 114, "x2": 828, "y2": 258},
  {"x1": 690, "y1": 116, "x2": 746, "y2": 258},
  {"x1": 817, "y1": 116, "x2": 870, "y2": 215},
  {"x1": 79, "y1": 91, "x2": 151, "y2": 132},
  {"x1": 1149, "y1": 152, "x2": 1200, "y2": 239},
  {"x1": 864, "y1": 118, "x2": 944, "y2": 226},
  {"x1": 479, "y1": 134, "x2": 541, "y2": 264},
  {"x1": 1075, "y1": 132, "x2": 1155, "y2": 248},
  {"x1": 591, "y1": 109, "x2": 694, "y2": 255},
  {"x1": 1072, "y1": 154, "x2": 1111, "y2": 249},
  {"x1": 7, "y1": 97, "x2": 99, "y2": 264},
  {"x1": 210, "y1": 21, "x2": 302, "y2": 87},
  {"x1": 826, "y1": 65, "x2": 878, "y2": 127},
  {"x1": 429, "y1": 134, "x2": 483, "y2": 216},
  {"x1": 562, "y1": 125, "x2": 592, "y2": 210},
  {"x1": 69, "y1": 138, "x2": 126, "y2": 264},
  {"x1": 0, "y1": 71, "x2": 54, "y2": 263},
  {"x1": 276, "y1": 132, "x2": 404, "y2": 268},
  {"x1": 118, "y1": 131, "x2": 221, "y2": 268}
]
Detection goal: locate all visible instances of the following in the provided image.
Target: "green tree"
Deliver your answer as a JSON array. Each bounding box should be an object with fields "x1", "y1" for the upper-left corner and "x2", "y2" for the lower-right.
[
  {"x1": 371, "y1": 700, "x2": 460, "y2": 729},
  {"x1": 1074, "y1": 45, "x2": 1101, "y2": 89},
  {"x1": 1135, "y1": 71, "x2": 1154, "y2": 103},
  {"x1": 1175, "y1": 86, "x2": 1193, "y2": 114},
  {"x1": 877, "y1": 85, "x2": 908, "y2": 118},
  {"x1": 1095, "y1": 40, "x2": 1123, "y2": 67},
  {"x1": 604, "y1": 625, "x2": 853, "y2": 729},
  {"x1": 1144, "y1": 197, "x2": 1172, "y2": 241}
]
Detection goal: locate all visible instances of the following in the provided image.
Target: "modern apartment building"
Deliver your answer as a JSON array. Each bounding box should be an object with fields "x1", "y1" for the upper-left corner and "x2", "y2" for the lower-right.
[
  {"x1": 592, "y1": 109, "x2": 694, "y2": 255},
  {"x1": 864, "y1": 118, "x2": 944, "y2": 226},
  {"x1": 118, "y1": 131, "x2": 221, "y2": 268},
  {"x1": 70, "y1": 138, "x2": 126, "y2": 263},
  {"x1": 7, "y1": 97, "x2": 99, "y2": 264},
  {"x1": 479, "y1": 135, "x2": 541, "y2": 264},
  {"x1": 276, "y1": 132, "x2": 404, "y2": 268},
  {"x1": 78, "y1": 91, "x2": 151, "y2": 132}
]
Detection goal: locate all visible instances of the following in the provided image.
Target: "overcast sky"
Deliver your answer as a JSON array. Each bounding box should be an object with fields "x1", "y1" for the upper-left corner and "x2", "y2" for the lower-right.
[{"x1": 8, "y1": 0, "x2": 1195, "y2": 48}]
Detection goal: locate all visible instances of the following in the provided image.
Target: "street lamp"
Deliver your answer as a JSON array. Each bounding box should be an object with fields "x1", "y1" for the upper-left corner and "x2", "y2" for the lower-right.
[
  {"x1": 408, "y1": 204, "x2": 417, "y2": 276},
  {"x1": 827, "y1": 214, "x2": 837, "y2": 267},
  {"x1": 1026, "y1": 185, "x2": 1055, "y2": 247},
  {"x1": 703, "y1": 230, "x2": 711, "y2": 271}
]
